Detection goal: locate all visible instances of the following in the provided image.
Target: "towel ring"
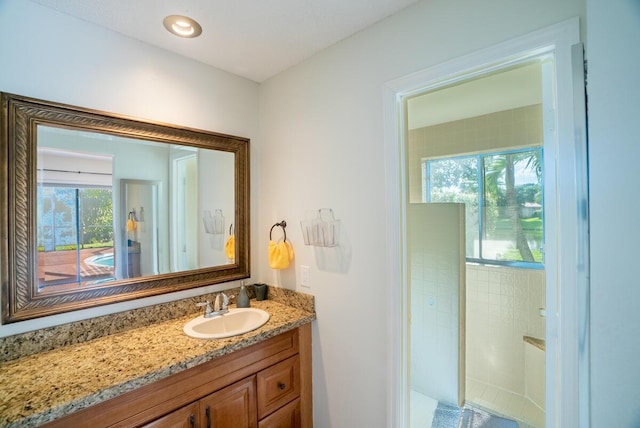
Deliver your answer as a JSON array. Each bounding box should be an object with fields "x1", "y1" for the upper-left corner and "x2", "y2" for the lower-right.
[{"x1": 270, "y1": 220, "x2": 287, "y2": 242}]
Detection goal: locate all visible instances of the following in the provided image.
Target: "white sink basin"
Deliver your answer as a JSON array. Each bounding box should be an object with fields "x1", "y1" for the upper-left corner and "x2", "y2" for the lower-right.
[{"x1": 183, "y1": 308, "x2": 270, "y2": 339}]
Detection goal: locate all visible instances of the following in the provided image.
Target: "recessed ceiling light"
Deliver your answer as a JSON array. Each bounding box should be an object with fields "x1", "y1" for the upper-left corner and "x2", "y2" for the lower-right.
[{"x1": 163, "y1": 15, "x2": 202, "y2": 38}]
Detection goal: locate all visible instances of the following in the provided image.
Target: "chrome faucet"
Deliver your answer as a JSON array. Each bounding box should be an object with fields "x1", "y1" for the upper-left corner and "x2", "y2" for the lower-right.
[
  {"x1": 196, "y1": 301, "x2": 214, "y2": 317},
  {"x1": 213, "y1": 292, "x2": 229, "y2": 313},
  {"x1": 196, "y1": 292, "x2": 230, "y2": 318},
  {"x1": 196, "y1": 292, "x2": 229, "y2": 318}
]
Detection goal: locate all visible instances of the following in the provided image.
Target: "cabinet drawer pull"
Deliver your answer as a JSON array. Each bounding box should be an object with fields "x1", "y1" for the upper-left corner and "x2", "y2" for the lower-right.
[{"x1": 278, "y1": 382, "x2": 286, "y2": 390}]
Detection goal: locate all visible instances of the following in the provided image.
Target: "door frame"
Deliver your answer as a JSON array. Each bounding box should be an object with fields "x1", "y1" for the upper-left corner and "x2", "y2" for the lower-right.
[{"x1": 383, "y1": 18, "x2": 589, "y2": 427}]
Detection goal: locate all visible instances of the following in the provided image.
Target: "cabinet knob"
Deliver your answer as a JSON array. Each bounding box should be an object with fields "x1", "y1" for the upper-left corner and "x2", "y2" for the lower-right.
[{"x1": 278, "y1": 382, "x2": 286, "y2": 390}]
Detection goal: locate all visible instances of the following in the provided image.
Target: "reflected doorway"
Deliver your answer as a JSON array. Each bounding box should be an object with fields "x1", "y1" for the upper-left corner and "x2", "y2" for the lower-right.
[
  {"x1": 120, "y1": 179, "x2": 160, "y2": 278},
  {"x1": 171, "y1": 153, "x2": 198, "y2": 271}
]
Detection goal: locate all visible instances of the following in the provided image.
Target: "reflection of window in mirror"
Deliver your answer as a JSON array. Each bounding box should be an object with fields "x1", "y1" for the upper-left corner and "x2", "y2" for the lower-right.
[{"x1": 36, "y1": 147, "x2": 115, "y2": 293}]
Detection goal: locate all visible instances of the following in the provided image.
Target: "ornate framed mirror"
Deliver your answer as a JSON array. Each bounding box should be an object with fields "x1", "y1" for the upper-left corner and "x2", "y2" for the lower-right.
[{"x1": 1, "y1": 92, "x2": 250, "y2": 323}]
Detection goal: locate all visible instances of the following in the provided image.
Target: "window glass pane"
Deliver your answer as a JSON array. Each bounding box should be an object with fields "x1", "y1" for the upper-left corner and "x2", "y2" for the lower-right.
[
  {"x1": 482, "y1": 150, "x2": 543, "y2": 263},
  {"x1": 425, "y1": 148, "x2": 543, "y2": 267},
  {"x1": 37, "y1": 186, "x2": 115, "y2": 287},
  {"x1": 78, "y1": 188, "x2": 115, "y2": 281},
  {"x1": 37, "y1": 187, "x2": 78, "y2": 252},
  {"x1": 427, "y1": 156, "x2": 480, "y2": 258}
]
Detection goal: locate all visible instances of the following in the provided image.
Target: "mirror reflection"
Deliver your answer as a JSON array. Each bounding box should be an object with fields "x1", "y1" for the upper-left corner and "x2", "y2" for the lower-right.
[
  {"x1": 36, "y1": 126, "x2": 235, "y2": 294},
  {"x1": 2, "y1": 92, "x2": 249, "y2": 323}
]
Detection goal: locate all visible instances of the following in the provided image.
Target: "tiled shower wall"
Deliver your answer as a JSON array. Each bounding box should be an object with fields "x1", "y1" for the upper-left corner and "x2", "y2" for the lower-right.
[
  {"x1": 465, "y1": 263, "x2": 545, "y2": 396},
  {"x1": 407, "y1": 103, "x2": 546, "y2": 413},
  {"x1": 409, "y1": 203, "x2": 465, "y2": 404}
]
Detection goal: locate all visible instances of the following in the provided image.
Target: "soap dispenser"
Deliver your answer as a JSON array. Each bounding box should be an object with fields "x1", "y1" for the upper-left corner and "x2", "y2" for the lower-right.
[{"x1": 236, "y1": 282, "x2": 250, "y2": 308}]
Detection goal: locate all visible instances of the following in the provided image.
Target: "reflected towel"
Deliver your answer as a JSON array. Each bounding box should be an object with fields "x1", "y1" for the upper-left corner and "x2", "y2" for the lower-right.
[
  {"x1": 268, "y1": 240, "x2": 294, "y2": 269},
  {"x1": 225, "y1": 235, "x2": 235, "y2": 260},
  {"x1": 126, "y1": 212, "x2": 137, "y2": 232}
]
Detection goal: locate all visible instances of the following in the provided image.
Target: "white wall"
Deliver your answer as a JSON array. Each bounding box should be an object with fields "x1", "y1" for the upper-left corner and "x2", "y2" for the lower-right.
[
  {"x1": 198, "y1": 150, "x2": 236, "y2": 267},
  {"x1": 258, "y1": 1, "x2": 584, "y2": 426},
  {"x1": 0, "y1": 0, "x2": 259, "y2": 337},
  {"x1": 586, "y1": 0, "x2": 640, "y2": 426}
]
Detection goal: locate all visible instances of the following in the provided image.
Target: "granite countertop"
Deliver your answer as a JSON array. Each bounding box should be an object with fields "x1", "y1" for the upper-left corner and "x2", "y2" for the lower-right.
[{"x1": 0, "y1": 291, "x2": 315, "y2": 427}]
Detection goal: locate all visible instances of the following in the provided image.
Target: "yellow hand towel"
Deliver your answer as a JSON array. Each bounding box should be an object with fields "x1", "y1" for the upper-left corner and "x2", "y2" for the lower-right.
[
  {"x1": 225, "y1": 235, "x2": 235, "y2": 260},
  {"x1": 126, "y1": 212, "x2": 137, "y2": 232},
  {"x1": 268, "y1": 240, "x2": 294, "y2": 269},
  {"x1": 286, "y1": 240, "x2": 295, "y2": 261}
]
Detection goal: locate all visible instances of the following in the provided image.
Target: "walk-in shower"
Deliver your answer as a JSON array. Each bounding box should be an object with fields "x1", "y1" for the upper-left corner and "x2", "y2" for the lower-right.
[{"x1": 405, "y1": 57, "x2": 550, "y2": 428}]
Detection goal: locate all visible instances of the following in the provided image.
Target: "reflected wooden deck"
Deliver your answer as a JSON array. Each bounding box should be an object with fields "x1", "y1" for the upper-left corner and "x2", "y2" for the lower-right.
[{"x1": 38, "y1": 247, "x2": 115, "y2": 289}]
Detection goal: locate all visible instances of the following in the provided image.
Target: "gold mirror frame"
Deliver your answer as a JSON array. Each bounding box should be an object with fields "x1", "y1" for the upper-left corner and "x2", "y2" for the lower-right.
[{"x1": 0, "y1": 93, "x2": 250, "y2": 323}]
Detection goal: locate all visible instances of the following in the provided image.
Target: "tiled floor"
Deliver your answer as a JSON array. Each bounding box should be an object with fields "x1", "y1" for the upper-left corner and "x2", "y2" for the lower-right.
[{"x1": 466, "y1": 378, "x2": 545, "y2": 427}]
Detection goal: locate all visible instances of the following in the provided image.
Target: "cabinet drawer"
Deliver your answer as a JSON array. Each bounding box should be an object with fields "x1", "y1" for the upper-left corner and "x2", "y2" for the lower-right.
[
  {"x1": 257, "y1": 355, "x2": 300, "y2": 419},
  {"x1": 258, "y1": 398, "x2": 301, "y2": 428}
]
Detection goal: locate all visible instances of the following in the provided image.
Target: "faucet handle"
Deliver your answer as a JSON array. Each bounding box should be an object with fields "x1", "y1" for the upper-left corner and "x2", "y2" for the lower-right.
[
  {"x1": 220, "y1": 292, "x2": 229, "y2": 310},
  {"x1": 196, "y1": 301, "x2": 212, "y2": 315}
]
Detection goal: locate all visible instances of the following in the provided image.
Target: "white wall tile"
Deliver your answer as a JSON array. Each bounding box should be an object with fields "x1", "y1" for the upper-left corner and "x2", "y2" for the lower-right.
[{"x1": 466, "y1": 264, "x2": 545, "y2": 398}]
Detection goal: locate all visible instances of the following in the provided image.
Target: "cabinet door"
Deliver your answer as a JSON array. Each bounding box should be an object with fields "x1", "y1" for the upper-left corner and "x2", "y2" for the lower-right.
[
  {"x1": 258, "y1": 398, "x2": 301, "y2": 428},
  {"x1": 200, "y1": 376, "x2": 257, "y2": 428},
  {"x1": 257, "y1": 355, "x2": 300, "y2": 419},
  {"x1": 142, "y1": 402, "x2": 199, "y2": 428}
]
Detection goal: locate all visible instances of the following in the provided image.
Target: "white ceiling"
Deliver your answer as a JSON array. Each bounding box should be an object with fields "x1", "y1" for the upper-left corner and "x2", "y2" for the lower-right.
[
  {"x1": 407, "y1": 62, "x2": 544, "y2": 129},
  {"x1": 28, "y1": 0, "x2": 420, "y2": 82}
]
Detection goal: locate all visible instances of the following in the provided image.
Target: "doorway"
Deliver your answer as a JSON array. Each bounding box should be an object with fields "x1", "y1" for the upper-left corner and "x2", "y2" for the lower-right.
[
  {"x1": 171, "y1": 153, "x2": 198, "y2": 271},
  {"x1": 120, "y1": 179, "x2": 160, "y2": 278},
  {"x1": 407, "y1": 58, "x2": 549, "y2": 427},
  {"x1": 384, "y1": 19, "x2": 589, "y2": 428}
]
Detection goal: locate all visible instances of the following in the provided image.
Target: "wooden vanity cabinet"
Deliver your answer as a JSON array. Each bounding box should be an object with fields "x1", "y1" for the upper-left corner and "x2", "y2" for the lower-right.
[
  {"x1": 257, "y1": 355, "x2": 300, "y2": 419},
  {"x1": 143, "y1": 376, "x2": 257, "y2": 428},
  {"x1": 142, "y1": 402, "x2": 199, "y2": 428},
  {"x1": 259, "y1": 399, "x2": 301, "y2": 428},
  {"x1": 200, "y1": 376, "x2": 258, "y2": 428},
  {"x1": 44, "y1": 324, "x2": 312, "y2": 428}
]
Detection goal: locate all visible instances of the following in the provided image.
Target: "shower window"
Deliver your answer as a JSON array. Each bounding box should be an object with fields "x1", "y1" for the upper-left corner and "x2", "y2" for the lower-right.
[{"x1": 424, "y1": 147, "x2": 543, "y2": 268}]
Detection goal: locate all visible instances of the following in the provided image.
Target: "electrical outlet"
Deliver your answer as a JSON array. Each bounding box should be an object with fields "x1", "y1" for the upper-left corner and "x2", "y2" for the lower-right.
[{"x1": 300, "y1": 265, "x2": 311, "y2": 288}]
